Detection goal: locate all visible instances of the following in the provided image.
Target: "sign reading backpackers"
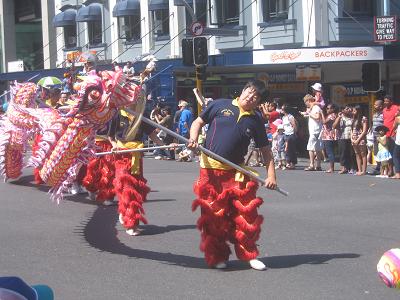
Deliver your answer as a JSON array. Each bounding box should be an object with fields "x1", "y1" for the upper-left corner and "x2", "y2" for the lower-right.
[{"x1": 374, "y1": 16, "x2": 397, "y2": 42}]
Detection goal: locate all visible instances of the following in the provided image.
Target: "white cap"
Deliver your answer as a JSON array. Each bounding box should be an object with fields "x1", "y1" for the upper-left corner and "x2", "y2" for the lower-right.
[
  {"x1": 311, "y1": 83, "x2": 322, "y2": 92},
  {"x1": 178, "y1": 100, "x2": 188, "y2": 107}
]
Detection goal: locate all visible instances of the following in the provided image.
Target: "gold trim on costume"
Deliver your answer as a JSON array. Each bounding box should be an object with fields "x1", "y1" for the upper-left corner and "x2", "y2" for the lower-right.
[
  {"x1": 116, "y1": 140, "x2": 144, "y2": 175},
  {"x1": 200, "y1": 153, "x2": 259, "y2": 182}
]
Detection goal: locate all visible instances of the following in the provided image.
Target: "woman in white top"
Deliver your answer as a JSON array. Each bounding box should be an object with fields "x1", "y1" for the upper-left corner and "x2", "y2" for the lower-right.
[
  {"x1": 281, "y1": 104, "x2": 297, "y2": 169},
  {"x1": 301, "y1": 94, "x2": 323, "y2": 171}
]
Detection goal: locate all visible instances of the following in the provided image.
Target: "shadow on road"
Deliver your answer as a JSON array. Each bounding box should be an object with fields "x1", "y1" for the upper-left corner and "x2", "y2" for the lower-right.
[
  {"x1": 138, "y1": 224, "x2": 196, "y2": 236},
  {"x1": 222, "y1": 253, "x2": 360, "y2": 271},
  {"x1": 145, "y1": 198, "x2": 176, "y2": 203},
  {"x1": 80, "y1": 206, "x2": 209, "y2": 269},
  {"x1": 263, "y1": 253, "x2": 360, "y2": 268},
  {"x1": 81, "y1": 206, "x2": 361, "y2": 271},
  {"x1": 9, "y1": 175, "x2": 50, "y2": 193}
]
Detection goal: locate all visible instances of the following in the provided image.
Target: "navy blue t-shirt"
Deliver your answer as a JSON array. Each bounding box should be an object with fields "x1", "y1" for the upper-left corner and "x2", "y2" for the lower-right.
[{"x1": 200, "y1": 99, "x2": 269, "y2": 164}]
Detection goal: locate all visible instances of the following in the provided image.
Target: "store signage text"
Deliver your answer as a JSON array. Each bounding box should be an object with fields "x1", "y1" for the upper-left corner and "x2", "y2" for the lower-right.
[{"x1": 253, "y1": 47, "x2": 383, "y2": 64}]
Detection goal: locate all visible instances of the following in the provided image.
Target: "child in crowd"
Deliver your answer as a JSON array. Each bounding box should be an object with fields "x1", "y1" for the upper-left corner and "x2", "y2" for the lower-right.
[
  {"x1": 374, "y1": 125, "x2": 392, "y2": 178},
  {"x1": 366, "y1": 127, "x2": 374, "y2": 165},
  {"x1": 310, "y1": 83, "x2": 325, "y2": 108},
  {"x1": 274, "y1": 124, "x2": 286, "y2": 169}
]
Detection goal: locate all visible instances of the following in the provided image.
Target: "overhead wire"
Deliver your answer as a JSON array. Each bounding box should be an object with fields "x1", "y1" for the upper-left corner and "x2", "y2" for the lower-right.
[
  {"x1": 306, "y1": 0, "x2": 314, "y2": 47},
  {"x1": 329, "y1": 0, "x2": 373, "y2": 35},
  {"x1": 51, "y1": 22, "x2": 116, "y2": 69},
  {"x1": 243, "y1": 0, "x2": 300, "y2": 48},
  {"x1": 37, "y1": 26, "x2": 87, "y2": 69},
  {"x1": 113, "y1": 14, "x2": 172, "y2": 62}
]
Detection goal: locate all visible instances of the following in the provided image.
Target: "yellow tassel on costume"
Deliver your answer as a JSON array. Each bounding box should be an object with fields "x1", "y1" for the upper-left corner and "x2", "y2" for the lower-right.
[
  {"x1": 200, "y1": 153, "x2": 259, "y2": 182},
  {"x1": 116, "y1": 140, "x2": 144, "y2": 175}
]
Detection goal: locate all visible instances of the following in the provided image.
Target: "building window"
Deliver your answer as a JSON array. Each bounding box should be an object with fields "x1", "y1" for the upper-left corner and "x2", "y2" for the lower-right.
[
  {"x1": 262, "y1": 0, "x2": 288, "y2": 21},
  {"x1": 151, "y1": 9, "x2": 169, "y2": 38},
  {"x1": 344, "y1": 0, "x2": 374, "y2": 17},
  {"x1": 63, "y1": 25, "x2": 77, "y2": 49},
  {"x1": 88, "y1": 21, "x2": 102, "y2": 46},
  {"x1": 185, "y1": 0, "x2": 207, "y2": 27},
  {"x1": 209, "y1": 0, "x2": 239, "y2": 26},
  {"x1": 118, "y1": 15, "x2": 141, "y2": 42}
]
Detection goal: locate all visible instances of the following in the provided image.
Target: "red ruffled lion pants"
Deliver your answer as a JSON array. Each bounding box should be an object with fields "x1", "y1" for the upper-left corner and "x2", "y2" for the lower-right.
[
  {"x1": 113, "y1": 153, "x2": 150, "y2": 230},
  {"x1": 82, "y1": 140, "x2": 115, "y2": 203},
  {"x1": 192, "y1": 168, "x2": 264, "y2": 267}
]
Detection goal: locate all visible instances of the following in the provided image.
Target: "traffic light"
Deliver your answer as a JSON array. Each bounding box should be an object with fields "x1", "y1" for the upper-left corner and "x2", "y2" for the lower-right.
[
  {"x1": 193, "y1": 37, "x2": 208, "y2": 65},
  {"x1": 196, "y1": 65, "x2": 207, "y2": 81},
  {"x1": 362, "y1": 63, "x2": 380, "y2": 92},
  {"x1": 182, "y1": 38, "x2": 194, "y2": 66}
]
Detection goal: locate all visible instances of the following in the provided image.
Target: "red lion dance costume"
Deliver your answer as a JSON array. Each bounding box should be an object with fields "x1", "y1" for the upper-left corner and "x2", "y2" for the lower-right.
[
  {"x1": 27, "y1": 71, "x2": 145, "y2": 203},
  {"x1": 114, "y1": 146, "x2": 151, "y2": 235},
  {"x1": 84, "y1": 55, "x2": 158, "y2": 232},
  {"x1": 192, "y1": 162, "x2": 263, "y2": 267},
  {"x1": 81, "y1": 127, "x2": 115, "y2": 204},
  {"x1": 190, "y1": 92, "x2": 274, "y2": 270},
  {"x1": 109, "y1": 110, "x2": 155, "y2": 235}
]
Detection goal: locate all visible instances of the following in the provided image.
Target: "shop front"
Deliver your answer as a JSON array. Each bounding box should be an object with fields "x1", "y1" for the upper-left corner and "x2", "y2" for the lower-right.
[{"x1": 173, "y1": 45, "x2": 393, "y2": 118}]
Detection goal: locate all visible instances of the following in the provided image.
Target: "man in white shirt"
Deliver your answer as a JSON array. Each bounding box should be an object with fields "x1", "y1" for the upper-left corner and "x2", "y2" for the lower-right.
[{"x1": 302, "y1": 94, "x2": 323, "y2": 171}]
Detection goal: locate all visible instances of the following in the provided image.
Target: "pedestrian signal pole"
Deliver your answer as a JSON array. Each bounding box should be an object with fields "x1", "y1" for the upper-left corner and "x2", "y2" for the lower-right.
[
  {"x1": 193, "y1": 36, "x2": 208, "y2": 115},
  {"x1": 361, "y1": 62, "x2": 381, "y2": 165},
  {"x1": 181, "y1": 37, "x2": 208, "y2": 115},
  {"x1": 195, "y1": 66, "x2": 204, "y2": 115}
]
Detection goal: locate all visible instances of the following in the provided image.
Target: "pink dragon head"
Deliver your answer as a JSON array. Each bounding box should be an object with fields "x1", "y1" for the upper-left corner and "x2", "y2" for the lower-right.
[
  {"x1": 100, "y1": 70, "x2": 144, "y2": 109},
  {"x1": 70, "y1": 71, "x2": 144, "y2": 127}
]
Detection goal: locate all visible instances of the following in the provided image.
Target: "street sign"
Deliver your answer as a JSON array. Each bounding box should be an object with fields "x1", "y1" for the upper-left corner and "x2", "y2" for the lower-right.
[
  {"x1": 374, "y1": 16, "x2": 397, "y2": 42},
  {"x1": 190, "y1": 22, "x2": 204, "y2": 36},
  {"x1": 7, "y1": 60, "x2": 24, "y2": 72}
]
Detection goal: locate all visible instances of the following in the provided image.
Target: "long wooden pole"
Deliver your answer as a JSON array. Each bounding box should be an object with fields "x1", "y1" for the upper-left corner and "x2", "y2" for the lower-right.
[
  {"x1": 126, "y1": 109, "x2": 289, "y2": 196},
  {"x1": 95, "y1": 144, "x2": 185, "y2": 156}
]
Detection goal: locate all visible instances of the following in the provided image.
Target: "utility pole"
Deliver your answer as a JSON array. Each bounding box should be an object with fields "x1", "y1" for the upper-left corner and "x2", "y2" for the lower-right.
[
  {"x1": 178, "y1": 0, "x2": 208, "y2": 115},
  {"x1": 383, "y1": 0, "x2": 390, "y2": 93}
]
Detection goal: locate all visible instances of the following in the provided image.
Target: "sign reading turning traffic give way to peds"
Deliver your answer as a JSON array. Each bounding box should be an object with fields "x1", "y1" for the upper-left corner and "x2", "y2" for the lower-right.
[{"x1": 374, "y1": 16, "x2": 397, "y2": 42}]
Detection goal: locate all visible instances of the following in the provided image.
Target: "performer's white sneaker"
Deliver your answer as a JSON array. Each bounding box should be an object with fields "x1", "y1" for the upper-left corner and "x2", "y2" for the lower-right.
[
  {"x1": 249, "y1": 259, "x2": 266, "y2": 271},
  {"x1": 88, "y1": 192, "x2": 96, "y2": 201},
  {"x1": 118, "y1": 214, "x2": 124, "y2": 225},
  {"x1": 126, "y1": 228, "x2": 140, "y2": 236},
  {"x1": 70, "y1": 183, "x2": 81, "y2": 195},
  {"x1": 214, "y1": 262, "x2": 227, "y2": 269},
  {"x1": 102, "y1": 200, "x2": 114, "y2": 206}
]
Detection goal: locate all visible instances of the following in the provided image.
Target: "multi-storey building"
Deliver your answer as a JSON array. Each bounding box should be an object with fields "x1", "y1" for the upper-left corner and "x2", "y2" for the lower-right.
[{"x1": 0, "y1": 0, "x2": 399, "y2": 109}]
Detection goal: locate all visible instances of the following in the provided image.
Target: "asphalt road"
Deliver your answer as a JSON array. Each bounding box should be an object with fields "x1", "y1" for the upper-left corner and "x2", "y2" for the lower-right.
[{"x1": 0, "y1": 157, "x2": 399, "y2": 299}]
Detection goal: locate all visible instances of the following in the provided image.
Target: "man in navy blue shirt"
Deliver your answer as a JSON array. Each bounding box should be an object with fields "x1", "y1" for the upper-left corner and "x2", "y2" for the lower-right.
[{"x1": 188, "y1": 80, "x2": 277, "y2": 271}]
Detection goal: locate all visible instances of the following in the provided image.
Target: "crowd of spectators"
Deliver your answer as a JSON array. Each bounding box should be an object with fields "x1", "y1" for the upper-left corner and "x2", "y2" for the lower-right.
[{"x1": 257, "y1": 84, "x2": 400, "y2": 179}]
